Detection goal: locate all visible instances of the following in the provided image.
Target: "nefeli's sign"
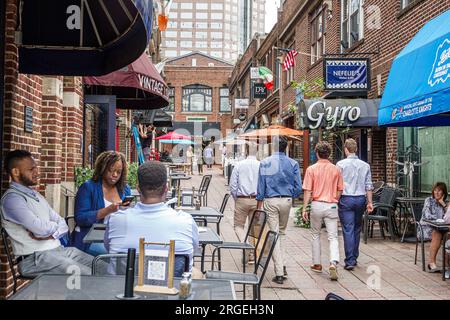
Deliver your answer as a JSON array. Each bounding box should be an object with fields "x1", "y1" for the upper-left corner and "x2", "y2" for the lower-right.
[
  {"x1": 298, "y1": 99, "x2": 379, "y2": 129},
  {"x1": 324, "y1": 58, "x2": 370, "y2": 91}
]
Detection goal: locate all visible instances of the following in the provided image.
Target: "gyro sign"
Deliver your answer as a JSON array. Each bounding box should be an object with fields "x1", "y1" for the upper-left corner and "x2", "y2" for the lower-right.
[{"x1": 298, "y1": 99, "x2": 379, "y2": 130}]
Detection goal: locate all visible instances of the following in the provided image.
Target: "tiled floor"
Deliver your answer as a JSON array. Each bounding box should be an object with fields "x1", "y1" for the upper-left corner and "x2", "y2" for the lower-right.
[{"x1": 180, "y1": 166, "x2": 450, "y2": 300}]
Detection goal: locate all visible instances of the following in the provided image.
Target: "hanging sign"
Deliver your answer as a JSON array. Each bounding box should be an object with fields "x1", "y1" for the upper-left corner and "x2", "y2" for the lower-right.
[
  {"x1": 234, "y1": 99, "x2": 249, "y2": 109},
  {"x1": 250, "y1": 67, "x2": 260, "y2": 80},
  {"x1": 253, "y1": 83, "x2": 268, "y2": 99},
  {"x1": 324, "y1": 58, "x2": 371, "y2": 91}
]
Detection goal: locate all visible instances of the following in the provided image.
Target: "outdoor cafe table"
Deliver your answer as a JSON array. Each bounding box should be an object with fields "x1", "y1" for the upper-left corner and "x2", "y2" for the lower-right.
[
  {"x1": 83, "y1": 224, "x2": 223, "y2": 273},
  {"x1": 423, "y1": 219, "x2": 450, "y2": 281},
  {"x1": 395, "y1": 197, "x2": 427, "y2": 242},
  {"x1": 177, "y1": 207, "x2": 223, "y2": 220},
  {"x1": 10, "y1": 274, "x2": 236, "y2": 300}
]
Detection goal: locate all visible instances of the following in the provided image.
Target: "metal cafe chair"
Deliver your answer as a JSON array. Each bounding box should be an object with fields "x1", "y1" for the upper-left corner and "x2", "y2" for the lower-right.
[
  {"x1": 206, "y1": 230, "x2": 278, "y2": 300},
  {"x1": 210, "y1": 209, "x2": 267, "y2": 272}
]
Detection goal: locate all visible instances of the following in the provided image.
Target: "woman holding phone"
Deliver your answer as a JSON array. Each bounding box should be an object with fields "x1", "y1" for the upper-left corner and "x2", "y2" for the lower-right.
[{"x1": 74, "y1": 151, "x2": 131, "y2": 255}]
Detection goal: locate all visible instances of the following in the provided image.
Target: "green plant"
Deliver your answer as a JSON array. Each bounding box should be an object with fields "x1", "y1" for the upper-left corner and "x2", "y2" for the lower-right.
[
  {"x1": 293, "y1": 202, "x2": 311, "y2": 228},
  {"x1": 127, "y1": 162, "x2": 139, "y2": 189},
  {"x1": 74, "y1": 167, "x2": 94, "y2": 188}
]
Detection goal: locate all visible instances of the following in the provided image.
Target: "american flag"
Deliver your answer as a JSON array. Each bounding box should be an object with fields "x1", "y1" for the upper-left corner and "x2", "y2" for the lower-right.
[{"x1": 283, "y1": 49, "x2": 299, "y2": 71}]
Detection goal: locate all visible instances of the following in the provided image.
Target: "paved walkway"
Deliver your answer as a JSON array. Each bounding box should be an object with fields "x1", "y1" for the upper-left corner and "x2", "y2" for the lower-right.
[{"x1": 180, "y1": 166, "x2": 450, "y2": 300}]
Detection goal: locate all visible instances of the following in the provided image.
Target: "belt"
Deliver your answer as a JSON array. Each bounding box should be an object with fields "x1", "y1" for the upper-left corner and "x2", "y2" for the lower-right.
[
  {"x1": 268, "y1": 195, "x2": 291, "y2": 198},
  {"x1": 237, "y1": 195, "x2": 256, "y2": 199},
  {"x1": 16, "y1": 254, "x2": 31, "y2": 263}
]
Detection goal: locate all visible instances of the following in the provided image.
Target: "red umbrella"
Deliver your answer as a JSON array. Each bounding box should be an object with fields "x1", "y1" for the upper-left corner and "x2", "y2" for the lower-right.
[{"x1": 155, "y1": 131, "x2": 191, "y2": 140}]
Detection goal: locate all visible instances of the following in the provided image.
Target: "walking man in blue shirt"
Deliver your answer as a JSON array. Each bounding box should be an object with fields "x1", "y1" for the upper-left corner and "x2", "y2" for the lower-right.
[
  {"x1": 256, "y1": 136, "x2": 302, "y2": 284},
  {"x1": 336, "y1": 138, "x2": 374, "y2": 270}
]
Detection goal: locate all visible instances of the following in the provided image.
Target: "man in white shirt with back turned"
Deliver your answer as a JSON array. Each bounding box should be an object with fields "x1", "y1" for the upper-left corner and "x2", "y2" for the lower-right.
[{"x1": 229, "y1": 142, "x2": 260, "y2": 263}]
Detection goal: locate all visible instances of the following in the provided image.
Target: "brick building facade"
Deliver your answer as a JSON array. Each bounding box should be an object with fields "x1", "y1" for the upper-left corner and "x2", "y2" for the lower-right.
[
  {"x1": 230, "y1": 0, "x2": 450, "y2": 183},
  {"x1": 163, "y1": 52, "x2": 234, "y2": 141}
]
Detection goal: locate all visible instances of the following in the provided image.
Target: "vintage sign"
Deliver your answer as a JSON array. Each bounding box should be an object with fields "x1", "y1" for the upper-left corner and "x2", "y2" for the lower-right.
[
  {"x1": 298, "y1": 99, "x2": 379, "y2": 129},
  {"x1": 250, "y1": 67, "x2": 260, "y2": 80},
  {"x1": 324, "y1": 58, "x2": 370, "y2": 91},
  {"x1": 234, "y1": 98, "x2": 249, "y2": 109},
  {"x1": 253, "y1": 83, "x2": 268, "y2": 99}
]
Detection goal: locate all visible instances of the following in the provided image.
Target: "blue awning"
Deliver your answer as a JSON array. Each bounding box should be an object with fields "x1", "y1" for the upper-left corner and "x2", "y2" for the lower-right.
[
  {"x1": 379, "y1": 9, "x2": 450, "y2": 126},
  {"x1": 18, "y1": 0, "x2": 153, "y2": 76}
]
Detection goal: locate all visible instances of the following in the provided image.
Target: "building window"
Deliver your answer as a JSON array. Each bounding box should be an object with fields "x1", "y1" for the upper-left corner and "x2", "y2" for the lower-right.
[
  {"x1": 182, "y1": 85, "x2": 212, "y2": 112},
  {"x1": 341, "y1": 0, "x2": 363, "y2": 50},
  {"x1": 180, "y1": 40, "x2": 192, "y2": 47},
  {"x1": 211, "y1": 3, "x2": 223, "y2": 10},
  {"x1": 180, "y1": 3, "x2": 192, "y2": 9},
  {"x1": 211, "y1": 41, "x2": 222, "y2": 49},
  {"x1": 196, "y1": 32, "x2": 208, "y2": 39},
  {"x1": 165, "y1": 87, "x2": 175, "y2": 112},
  {"x1": 165, "y1": 40, "x2": 177, "y2": 48},
  {"x1": 211, "y1": 51, "x2": 222, "y2": 58},
  {"x1": 180, "y1": 12, "x2": 192, "y2": 19},
  {"x1": 180, "y1": 31, "x2": 192, "y2": 38},
  {"x1": 211, "y1": 32, "x2": 223, "y2": 40},
  {"x1": 220, "y1": 88, "x2": 230, "y2": 112},
  {"x1": 196, "y1": 3, "x2": 208, "y2": 10},
  {"x1": 196, "y1": 41, "x2": 207, "y2": 48},
  {"x1": 310, "y1": 5, "x2": 326, "y2": 64},
  {"x1": 165, "y1": 31, "x2": 177, "y2": 38},
  {"x1": 210, "y1": 22, "x2": 223, "y2": 29},
  {"x1": 181, "y1": 21, "x2": 193, "y2": 28},
  {"x1": 196, "y1": 22, "x2": 207, "y2": 29},
  {"x1": 211, "y1": 13, "x2": 223, "y2": 20},
  {"x1": 165, "y1": 50, "x2": 177, "y2": 58},
  {"x1": 196, "y1": 12, "x2": 208, "y2": 19}
]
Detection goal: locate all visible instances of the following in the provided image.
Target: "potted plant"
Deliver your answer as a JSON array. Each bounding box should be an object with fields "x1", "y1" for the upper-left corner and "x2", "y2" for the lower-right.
[{"x1": 293, "y1": 202, "x2": 311, "y2": 228}]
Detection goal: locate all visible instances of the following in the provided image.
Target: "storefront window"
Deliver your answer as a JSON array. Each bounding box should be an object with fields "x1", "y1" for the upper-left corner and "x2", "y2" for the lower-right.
[
  {"x1": 182, "y1": 85, "x2": 212, "y2": 112},
  {"x1": 220, "y1": 88, "x2": 230, "y2": 112}
]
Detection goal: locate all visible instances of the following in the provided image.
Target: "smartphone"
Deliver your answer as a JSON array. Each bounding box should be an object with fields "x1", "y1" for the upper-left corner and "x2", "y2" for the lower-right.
[{"x1": 121, "y1": 196, "x2": 135, "y2": 206}]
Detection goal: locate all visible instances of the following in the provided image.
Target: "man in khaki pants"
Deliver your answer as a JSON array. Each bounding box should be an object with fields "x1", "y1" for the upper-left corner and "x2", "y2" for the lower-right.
[
  {"x1": 229, "y1": 143, "x2": 260, "y2": 262},
  {"x1": 302, "y1": 141, "x2": 344, "y2": 281},
  {"x1": 256, "y1": 136, "x2": 302, "y2": 284}
]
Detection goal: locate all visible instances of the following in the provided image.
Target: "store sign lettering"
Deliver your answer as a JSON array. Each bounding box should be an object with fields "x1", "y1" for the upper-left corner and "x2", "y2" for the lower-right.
[
  {"x1": 307, "y1": 101, "x2": 361, "y2": 129},
  {"x1": 66, "y1": 5, "x2": 81, "y2": 30},
  {"x1": 428, "y1": 38, "x2": 450, "y2": 87},
  {"x1": 138, "y1": 74, "x2": 168, "y2": 97}
]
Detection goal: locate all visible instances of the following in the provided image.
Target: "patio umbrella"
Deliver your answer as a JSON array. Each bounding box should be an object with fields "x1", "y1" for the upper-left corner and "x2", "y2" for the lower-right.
[
  {"x1": 240, "y1": 125, "x2": 303, "y2": 139},
  {"x1": 158, "y1": 139, "x2": 195, "y2": 145},
  {"x1": 156, "y1": 131, "x2": 191, "y2": 140}
]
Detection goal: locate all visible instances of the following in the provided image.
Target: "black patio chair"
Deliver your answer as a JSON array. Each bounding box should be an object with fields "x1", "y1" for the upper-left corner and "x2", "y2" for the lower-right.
[
  {"x1": 210, "y1": 209, "x2": 267, "y2": 272},
  {"x1": 409, "y1": 201, "x2": 428, "y2": 272},
  {"x1": 325, "y1": 292, "x2": 345, "y2": 300},
  {"x1": 363, "y1": 186, "x2": 399, "y2": 243},
  {"x1": 1, "y1": 227, "x2": 35, "y2": 294},
  {"x1": 372, "y1": 181, "x2": 385, "y2": 203},
  {"x1": 205, "y1": 193, "x2": 230, "y2": 235},
  {"x1": 181, "y1": 175, "x2": 212, "y2": 207},
  {"x1": 92, "y1": 253, "x2": 190, "y2": 277},
  {"x1": 206, "y1": 230, "x2": 278, "y2": 300}
]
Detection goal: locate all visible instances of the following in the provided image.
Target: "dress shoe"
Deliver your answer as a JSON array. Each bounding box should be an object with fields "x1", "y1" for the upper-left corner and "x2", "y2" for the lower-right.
[
  {"x1": 310, "y1": 264, "x2": 323, "y2": 273},
  {"x1": 272, "y1": 276, "x2": 284, "y2": 284},
  {"x1": 344, "y1": 265, "x2": 355, "y2": 271}
]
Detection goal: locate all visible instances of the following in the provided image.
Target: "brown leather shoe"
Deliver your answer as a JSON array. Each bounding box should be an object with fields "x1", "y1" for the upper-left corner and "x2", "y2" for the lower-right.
[
  {"x1": 272, "y1": 276, "x2": 284, "y2": 284},
  {"x1": 310, "y1": 264, "x2": 323, "y2": 273}
]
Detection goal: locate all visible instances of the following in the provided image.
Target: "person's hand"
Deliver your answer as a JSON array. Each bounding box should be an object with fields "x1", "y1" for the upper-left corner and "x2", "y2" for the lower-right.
[
  {"x1": 106, "y1": 202, "x2": 122, "y2": 215},
  {"x1": 302, "y1": 210, "x2": 309, "y2": 222},
  {"x1": 367, "y1": 202, "x2": 374, "y2": 214},
  {"x1": 28, "y1": 231, "x2": 53, "y2": 241},
  {"x1": 438, "y1": 198, "x2": 446, "y2": 208}
]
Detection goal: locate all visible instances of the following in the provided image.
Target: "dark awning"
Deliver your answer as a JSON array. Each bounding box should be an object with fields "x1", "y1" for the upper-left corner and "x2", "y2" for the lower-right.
[
  {"x1": 133, "y1": 109, "x2": 173, "y2": 127},
  {"x1": 379, "y1": 9, "x2": 450, "y2": 127},
  {"x1": 18, "y1": 0, "x2": 153, "y2": 76},
  {"x1": 84, "y1": 53, "x2": 169, "y2": 110},
  {"x1": 298, "y1": 99, "x2": 379, "y2": 130}
]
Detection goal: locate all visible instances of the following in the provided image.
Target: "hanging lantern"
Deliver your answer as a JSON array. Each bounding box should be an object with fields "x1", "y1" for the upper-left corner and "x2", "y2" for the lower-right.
[{"x1": 155, "y1": 0, "x2": 173, "y2": 31}]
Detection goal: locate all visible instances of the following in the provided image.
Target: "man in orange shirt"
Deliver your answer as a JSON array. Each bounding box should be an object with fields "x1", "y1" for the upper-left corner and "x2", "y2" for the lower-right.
[{"x1": 302, "y1": 141, "x2": 344, "y2": 281}]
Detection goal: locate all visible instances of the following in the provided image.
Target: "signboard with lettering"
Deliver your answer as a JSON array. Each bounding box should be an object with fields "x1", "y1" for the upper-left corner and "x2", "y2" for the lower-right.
[
  {"x1": 24, "y1": 106, "x2": 33, "y2": 133},
  {"x1": 253, "y1": 83, "x2": 268, "y2": 99},
  {"x1": 250, "y1": 67, "x2": 260, "y2": 80},
  {"x1": 298, "y1": 99, "x2": 379, "y2": 129},
  {"x1": 234, "y1": 99, "x2": 249, "y2": 109},
  {"x1": 324, "y1": 58, "x2": 370, "y2": 91}
]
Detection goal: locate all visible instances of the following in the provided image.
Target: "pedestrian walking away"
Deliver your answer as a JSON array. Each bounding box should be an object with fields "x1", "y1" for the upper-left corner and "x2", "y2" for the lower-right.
[
  {"x1": 229, "y1": 142, "x2": 260, "y2": 263},
  {"x1": 336, "y1": 138, "x2": 374, "y2": 271},
  {"x1": 302, "y1": 141, "x2": 344, "y2": 281},
  {"x1": 256, "y1": 136, "x2": 302, "y2": 284}
]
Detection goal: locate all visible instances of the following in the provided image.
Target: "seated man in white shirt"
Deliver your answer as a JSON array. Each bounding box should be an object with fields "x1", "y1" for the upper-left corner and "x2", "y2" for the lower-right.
[
  {"x1": 1, "y1": 150, "x2": 96, "y2": 277},
  {"x1": 105, "y1": 161, "x2": 199, "y2": 275}
]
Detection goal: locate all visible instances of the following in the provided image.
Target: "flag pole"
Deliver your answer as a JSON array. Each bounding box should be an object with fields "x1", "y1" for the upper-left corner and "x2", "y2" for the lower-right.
[{"x1": 277, "y1": 53, "x2": 284, "y2": 125}]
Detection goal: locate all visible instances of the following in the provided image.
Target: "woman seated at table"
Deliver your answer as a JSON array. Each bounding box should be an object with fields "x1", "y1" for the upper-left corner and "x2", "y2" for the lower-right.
[
  {"x1": 418, "y1": 182, "x2": 448, "y2": 272},
  {"x1": 74, "y1": 151, "x2": 131, "y2": 255}
]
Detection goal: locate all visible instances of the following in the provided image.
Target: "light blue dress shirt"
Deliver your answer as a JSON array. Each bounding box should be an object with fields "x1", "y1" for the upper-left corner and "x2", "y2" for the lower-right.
[
  {"x1": 1, "y1": 182, "x2": 68, "y2": 239},
  {"x1": 336, "y1": 155, "x2": 373, "y2": 196},
  {"x1": 256, "y1": 152, "x2": 302, "y2": 201},
  {"x1": 105, "y1": 202, "x2": 199, "y2": 268},
  {"x1": 229, "y1": 156, "x2": 260, "y2": 199}
]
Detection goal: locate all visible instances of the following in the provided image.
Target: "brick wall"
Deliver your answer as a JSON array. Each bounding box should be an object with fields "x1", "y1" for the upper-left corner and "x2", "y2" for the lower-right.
[{"x1": 165, "y1": 53, "x2": 234, "y2": 138}]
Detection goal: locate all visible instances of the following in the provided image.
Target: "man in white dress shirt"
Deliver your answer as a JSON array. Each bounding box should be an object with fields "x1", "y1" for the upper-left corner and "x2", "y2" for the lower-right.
[{"x1": 229, "y1": 143, "x2": 260, "y2": 262}]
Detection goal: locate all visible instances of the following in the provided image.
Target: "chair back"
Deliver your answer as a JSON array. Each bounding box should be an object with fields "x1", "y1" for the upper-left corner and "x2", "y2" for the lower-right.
[
  {"x1": 1, "y1": 226, "x2": 19, "y2": 293},
  {"x1": 245, "y1": 209, "x2": 267, "y2": 246},
  {"x1": 325, "y1": 292, "x2": 345, "y2": 300},
  {"x1": 378, "y1": 186, "x2": 398, "y2": 206},
  {"x1": 255, "y1": 231, "x2": 278, "y2": 284},
  {"x1": 92, "y1": 253, "x2": 190, "y2": 277},
  {"x1": 409, "y1": 201, "x2": 425, "y2": 223},
  {"x1": 199, "y1": 175, "x2": 212, "y2": 195},
  {"x1": 219, "y1": 194, "x2": 231, "y2": 214}
]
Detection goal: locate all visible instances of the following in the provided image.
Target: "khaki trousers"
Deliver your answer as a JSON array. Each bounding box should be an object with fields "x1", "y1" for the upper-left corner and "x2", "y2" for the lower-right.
[
  {"x1": 264, "y1": 197, "x2": 292, "y2": 277},
  {"x1": 234, "y1": 198, "x2": 257, "y2": 243}
]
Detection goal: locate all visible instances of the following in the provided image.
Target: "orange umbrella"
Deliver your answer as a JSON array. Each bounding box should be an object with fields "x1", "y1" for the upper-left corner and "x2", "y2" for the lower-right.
[{"x1": 240, "y1": 125, "x2": 303, "y2": 139}]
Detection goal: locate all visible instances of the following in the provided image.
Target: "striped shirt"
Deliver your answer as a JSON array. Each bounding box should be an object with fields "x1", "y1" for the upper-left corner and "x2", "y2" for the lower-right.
[{"x1": 336, "y1": 155, "x2": 373, "y2": 196}]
